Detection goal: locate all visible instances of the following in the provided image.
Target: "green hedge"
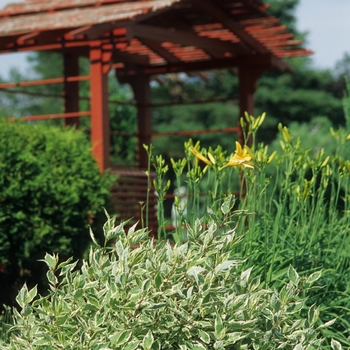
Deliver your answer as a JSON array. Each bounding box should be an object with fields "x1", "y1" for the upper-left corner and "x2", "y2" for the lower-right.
[{"x1": 0, "y1": 120, "x2": 114, "y2": 306}]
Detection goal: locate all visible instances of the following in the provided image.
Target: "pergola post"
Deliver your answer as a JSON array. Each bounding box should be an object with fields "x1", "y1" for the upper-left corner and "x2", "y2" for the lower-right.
[
  {"x1": 89, "y1": 41, "x2": 110, "y2": 172},
  {"x1": 238, "y1": 65, "x2": 263, "y2": 146},
  {"x1": 126, "y1": 73, "x2": 152, "y2": 169},
  {"x1": 63, "y1": 53, "x2": 80, "y2": 128}
]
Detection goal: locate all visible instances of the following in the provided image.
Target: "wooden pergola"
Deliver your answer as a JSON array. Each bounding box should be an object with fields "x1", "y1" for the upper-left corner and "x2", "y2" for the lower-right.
[
  {"x1": 0, "y1": 0, "x2": 311, "y2": 228},
  {"x1": 0, "y1": 0, "x2": 311, "y2": 169}
]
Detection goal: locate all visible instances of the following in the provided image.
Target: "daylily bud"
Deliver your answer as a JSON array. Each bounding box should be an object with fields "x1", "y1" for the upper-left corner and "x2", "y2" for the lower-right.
[
  {"x1": 170, "y1": 158, "x2": 176, "y2": 168},
  {"x1": 244, "y1": 111, "x2": 251, "y2": 123},
  {"x1": 321, "y1": 156, "x2": 330, "y2": 168},
  {"x1": 267, "y1": 151, "x2": 277, "y2": 164},
  {"x1": 258, "y1": 112, "x2": 266, "y2": 127},
  {"x1": 240, "y1": 117, "x2": 246, "y2": 128},
  {"x1": 153, "y1": 179, "x2": 159, "y2": 192},
  {"x1": 282, "y1": 126, "x2": 292, "y2": 143}
]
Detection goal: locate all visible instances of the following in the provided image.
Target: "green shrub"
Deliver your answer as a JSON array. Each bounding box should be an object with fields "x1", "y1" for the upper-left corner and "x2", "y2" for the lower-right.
[
  {"x1": 0, "y1": 200, "x2": 334, "y2": 349},
  {"x1": 0, "y1": 120, "x2": 114, "y2": 307}
]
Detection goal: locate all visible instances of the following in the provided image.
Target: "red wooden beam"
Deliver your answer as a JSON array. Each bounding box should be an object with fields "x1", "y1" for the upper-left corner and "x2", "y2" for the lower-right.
[
  {"x1": 17, "y1": 31, "x2": 41, "y2": 45},
  {"x1": 238, "y1": 65, "x2": 265, "y2": 147},
  {"x1": 0, "y1": 75, "x2": 90, "y2": 89},
  {"x1": 259, "y1": 34, "x2": 294, "y2": 42},
  {"x1": 124, "y1": 73, "x2": 152, "y2": 169},
  {"x1": 89, "y1": 40, "x2": 110, "y2": 172},
  {"x1": 245, "y1": 25, "x2": 286, "y2": 34},
  {"x1": 12, "y1": 29, "x2": 77, "y2": 48},
  {"x1": 116, "y1": 53, "x2": 275, "y2": 76},
  {"x1": 267, "y1": 40, "x2": 303, "y2": 48},
  {"x1": 152, "y1": 126, "x2": 241, "y2": 138},
  {"x1": 0, "y1": 40, "x2": 104, "y2": 54},
  {"x1": 8, "y1": 111, "x2": 90, "y2": 122},
  {"x1": 240, "y1": 17, "x2": 280, "y2": 26}
]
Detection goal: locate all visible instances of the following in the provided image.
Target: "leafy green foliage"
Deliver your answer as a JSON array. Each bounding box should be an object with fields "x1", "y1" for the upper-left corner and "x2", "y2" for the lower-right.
[
  {"x1": 268, "y1": 116, "x2": 337, "y2": 158},
  {"x1": 0, "y1": 201, "x2": 330, "y2": 349},
  {"x1": 146, "y1": 114, "x2": 350, "y2": 347},
  {"x1": 238, "y1": 125, "x2": 350, "y2": 346},
  {"x1": 0, "y1": 120, "x2": 114, "y2": 307}
]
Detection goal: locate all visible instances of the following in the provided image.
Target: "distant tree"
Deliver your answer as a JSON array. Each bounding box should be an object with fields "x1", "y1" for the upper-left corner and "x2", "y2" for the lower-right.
[
  {"x1": 334, "y1": 52, "x2": 350, "y2": 80},
  {"x1": 343, "y1": 76, "x2": 350, "y2": 130},
  {"x1": 255, "y1": 65, "x2": 344, "y2": 143},
  {"x1": 330, "y1": 52, "x2": 350, "y2": 100}
]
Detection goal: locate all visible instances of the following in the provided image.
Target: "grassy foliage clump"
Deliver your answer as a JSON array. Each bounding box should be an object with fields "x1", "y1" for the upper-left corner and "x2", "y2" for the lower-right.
[
  {"x1": 0, "y1": 201, "x2": 333, "y2": 349},
  {"x1": 0, "y1": 120, "x2": 114, "y2": 306},
  {"x1": 150, "y1": 113, "x2": 350, "y2": 347}
]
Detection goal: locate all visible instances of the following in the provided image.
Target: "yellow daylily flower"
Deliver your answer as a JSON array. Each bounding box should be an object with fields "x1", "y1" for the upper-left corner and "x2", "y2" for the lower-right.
[
  {"x1": 190, "y1": 147, "x2": 213, "y2": 166},
  {"x1": 221, "y1": 141, "x2": 254, "y2": 169}
]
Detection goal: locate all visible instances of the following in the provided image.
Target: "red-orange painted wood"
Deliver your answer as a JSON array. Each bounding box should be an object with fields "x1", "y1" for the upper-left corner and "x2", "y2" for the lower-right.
[
  {"x1": 0, "y1": 75, "x2": 90, "y2": 89},
  {"x1": 90, "y1": 41, "x2": 110, "y2": 172},
  {"x1": 125, "y1": 73, "x2": 152, "y2": 169},
  {"x1": 238, "y1": 65, "x2": 263, "y2": 147},
  {"x1": 8, "y1": 111, "x2": 90, "y2": 122}
]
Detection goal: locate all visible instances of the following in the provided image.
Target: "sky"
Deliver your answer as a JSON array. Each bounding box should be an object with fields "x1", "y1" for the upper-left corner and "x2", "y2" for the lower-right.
[
  {"x1": 295, "y1": 0, "x2": 350, "y2": 69},
  {"x1": 0, "y1": 0, "x2": 348, "y2": 79}
]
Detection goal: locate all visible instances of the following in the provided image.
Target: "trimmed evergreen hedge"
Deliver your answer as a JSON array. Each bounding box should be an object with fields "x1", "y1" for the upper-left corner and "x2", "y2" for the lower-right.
[{"x1": 0, "y1": 120, "x2": 114, "y2": 306}]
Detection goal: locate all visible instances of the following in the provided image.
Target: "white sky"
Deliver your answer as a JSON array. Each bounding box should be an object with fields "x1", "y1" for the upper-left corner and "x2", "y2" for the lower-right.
[
  {"x1": 0, "y1": 0, "x2": 349, "y2": 79},
  {"x1": 295, "y1": 0, "x2": 350, "y2": 69}
]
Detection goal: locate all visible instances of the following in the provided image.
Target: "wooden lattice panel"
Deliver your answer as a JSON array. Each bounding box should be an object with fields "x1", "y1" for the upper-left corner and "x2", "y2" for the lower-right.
[{"x1": 110, "y1": 168, "x2": 158, "y2": 234}]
